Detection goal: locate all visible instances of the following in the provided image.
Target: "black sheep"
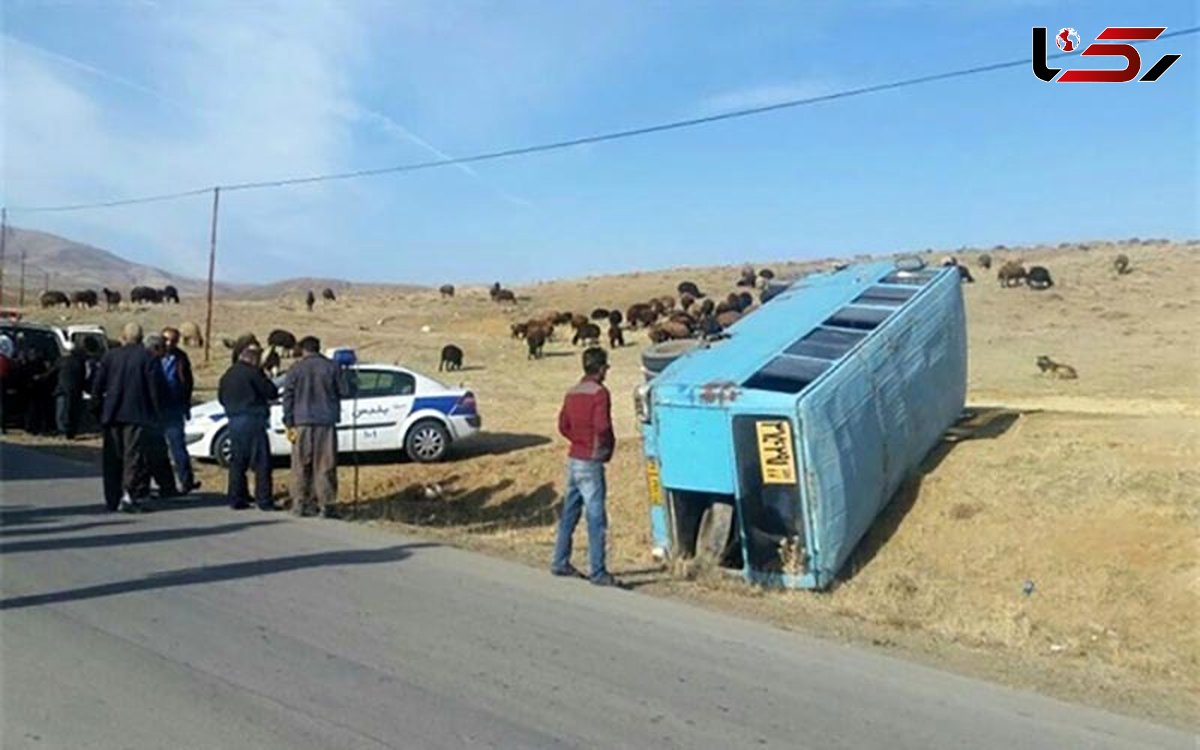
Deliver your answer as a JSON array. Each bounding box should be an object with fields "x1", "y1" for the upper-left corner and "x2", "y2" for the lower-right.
[
  {"x1": 439, "y1": 344, "x2": 464, "y2": 372},
  {"x1": 1027, "y1": 266, "x2": 1054, "y2": 290}
]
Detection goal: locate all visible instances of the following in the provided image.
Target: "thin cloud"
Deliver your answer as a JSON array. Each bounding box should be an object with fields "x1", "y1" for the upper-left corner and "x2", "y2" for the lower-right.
[
  {"x1": 350, "y1": 106, "x2": 535, "y2": 209},
  {"x1": 698, "y1": 81, "x2": 838, "y2": 116},
  {"x1": 1, "y1": 34, "x2": 199, "y2": 114}
]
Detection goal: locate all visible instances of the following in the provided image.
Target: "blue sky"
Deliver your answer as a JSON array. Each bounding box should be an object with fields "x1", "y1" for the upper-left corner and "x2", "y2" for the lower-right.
[{"x1": 2, "y1": 1, "x2": 1196, "y2": 284}]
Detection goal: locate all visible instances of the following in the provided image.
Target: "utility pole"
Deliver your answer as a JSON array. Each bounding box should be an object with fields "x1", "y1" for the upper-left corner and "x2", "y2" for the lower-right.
[
  {"x1": 0, "y1": 207, "x2": 7, "y2": 306},
  {"x1": 203, "y1": 187, "x2": 220, "y2": 362},
  {"x1": 18, "y1": 250, "x2": 26, "y2": 307}
]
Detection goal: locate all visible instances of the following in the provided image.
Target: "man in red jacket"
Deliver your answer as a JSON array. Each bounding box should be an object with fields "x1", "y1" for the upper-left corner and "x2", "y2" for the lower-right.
[{"x1": 551, "y1": 347, "x2": 621, "y2": 586}]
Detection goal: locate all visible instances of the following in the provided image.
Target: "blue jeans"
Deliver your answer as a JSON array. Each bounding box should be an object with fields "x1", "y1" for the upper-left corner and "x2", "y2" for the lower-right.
[
  {"x1": 162, "y1": 414, "x2": 194, "y2": 490},
  {"x1": 551, "y1": 458, "x2": 608, "y2": 579}
]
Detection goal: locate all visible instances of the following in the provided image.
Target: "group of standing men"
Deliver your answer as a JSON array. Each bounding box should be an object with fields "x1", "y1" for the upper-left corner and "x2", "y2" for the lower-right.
[
  {"x1": 91, "y1": 323, "x2": 198, "y2": 512},
  {"x1": 91, "y1": 326, "x2": 351, "y2": 516},
  {"x1": 216, "y1": 335, "x2": 351, "y2": 515}
]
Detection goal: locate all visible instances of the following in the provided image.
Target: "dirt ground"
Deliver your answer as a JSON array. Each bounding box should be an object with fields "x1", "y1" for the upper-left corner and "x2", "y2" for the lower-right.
[{"x1": 13, "y1": 238, "x2": 1199, "y2": 727}]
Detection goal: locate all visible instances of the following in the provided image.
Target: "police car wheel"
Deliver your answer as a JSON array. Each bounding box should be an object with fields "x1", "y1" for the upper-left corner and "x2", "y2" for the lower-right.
[
  {"x1": 213, "y1": 429, "x2": 233, "y2": 468},
  {"x1": 406, "y1": 420, "x2": 449, "y2": 463}
]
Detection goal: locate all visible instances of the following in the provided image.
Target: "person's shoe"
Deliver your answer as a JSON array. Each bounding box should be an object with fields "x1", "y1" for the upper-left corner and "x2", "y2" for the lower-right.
[
  {"x1": 320, "y1": 506, "x2": 342, "y2": 519},
  {"x1": 257, "y1": 503, "x2": 280, "y2": 512},
  {"x1": 230, "y1": 501, "x2": 251, "y2": 510},
  {"x1": 118, "y1": 497, "x2": 145, "y2": 514},
  {"x1": 551, "y1": 564, "x2": 585, "y2": 579},
  {"x1": 590, "y1": 573, "x2": 625, "y2": 588}
]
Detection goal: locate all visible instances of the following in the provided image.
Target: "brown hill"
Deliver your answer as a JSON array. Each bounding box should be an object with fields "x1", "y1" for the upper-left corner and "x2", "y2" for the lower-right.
[{"x1": 0, "y1": 227, "x2": 426, "y2": 301}]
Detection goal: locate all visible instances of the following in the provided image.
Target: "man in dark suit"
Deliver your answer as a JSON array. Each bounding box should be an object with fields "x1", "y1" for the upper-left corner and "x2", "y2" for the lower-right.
[
  {"x1": 91, "y1": 322, "x2": 164, "y2": 513},
  {"x1": 50, "y1": 344, "x2": 89, "y2": 439}
]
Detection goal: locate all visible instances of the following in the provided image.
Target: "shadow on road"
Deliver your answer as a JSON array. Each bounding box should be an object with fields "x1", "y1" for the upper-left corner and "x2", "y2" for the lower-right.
[
  {"x1": 0, "y1": 440, "x2": 101, "y2": 481},
  {"x1": 0, "y1": 492, "x2": 239, "y2": 528},
  {"x1": 0, "y1": 520, "x2": 134, "y2": 538},
  {"x1": 0, "y1": 542, "x2": 438, "y2": 611},
  {"x1": 1, "y1": 520, "x2": 280, "y2": 554}
]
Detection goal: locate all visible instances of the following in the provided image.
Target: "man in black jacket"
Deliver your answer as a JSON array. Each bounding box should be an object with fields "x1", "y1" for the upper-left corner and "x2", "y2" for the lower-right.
[
  {"x1": 52, "y1": 344, "x2": 89, "y2": 439},
  {"x1": 91, "y1": 322, "x2": 164, "y2": 512},
  {"x1": 218, "y1": 342, "x2": 279, "y2": 511}
]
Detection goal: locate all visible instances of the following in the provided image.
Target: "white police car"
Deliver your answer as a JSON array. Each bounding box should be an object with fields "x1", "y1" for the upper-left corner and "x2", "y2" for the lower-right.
[{"x1": 185, "y1": 363, "x2": 481, "y2": 466}]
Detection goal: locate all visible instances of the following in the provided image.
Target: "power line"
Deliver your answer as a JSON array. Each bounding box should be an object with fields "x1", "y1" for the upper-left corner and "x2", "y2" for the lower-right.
[{"x1": 9, "y1": 25, "x2": 1197, "y2": 213}]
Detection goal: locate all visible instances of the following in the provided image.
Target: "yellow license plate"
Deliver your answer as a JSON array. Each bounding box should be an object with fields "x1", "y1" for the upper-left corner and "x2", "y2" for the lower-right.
[
  {"x1": 755, "y1": 419, "x2": 797, "y2": 485},
  {"x1": 645, "y1": 461, "x2": 664, "y2": 506}
]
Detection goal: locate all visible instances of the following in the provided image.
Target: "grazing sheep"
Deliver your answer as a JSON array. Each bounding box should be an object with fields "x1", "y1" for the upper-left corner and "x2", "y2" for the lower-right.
[
  {"x1": 608, "y1": 324, "x2": 625, "y2": 349},
  {"x1": 679, "y1": 293, "x2": 696, "y2": 311},
  {"x1": 715, "y1": 310, "x2": 741, "y2": 329},
  {"x1": 1113, "y1": 254, "x2": 1131, "y2": 275},
  {"x1": 978, "y1": 253, "x2": 992, "y2": 270},
  {"x1": 956, "y1": 265, "x2": 975, "y2": 283},
  {"x1": 40, "y1": 290, "x2": 70, "y2": 308},
  {"x1": 626, "y1": 303, "x2": 657, "y2": 329},
  {"x1": 489, "y1": 282, "x2": 502, "y2": 300},
  {"x1": 130, "y1": 285, "x2": 162, "y2": 304},
  {"x1": 525, "y1": 324, "x2": 549, "y2": 359},
  {"x1": 71, "y1": 289, "x2": 99, "y2": 308},
  {"x1": 262, "y1": 347, "x2": 282, "y2": 377},
  {"x1": 224, "y1": 333, "x2": 261, "y2": 364},
  {"x1": 439, "y1": 284, "x2": 455, "y2": 298},
  {"x1": 1036, "y1": 355, "x2": 1077, "y2": 380},
  {"x1": 552, "y1": 311, "x2": 575, "y2": 326},
  {"x1": 997, "y1": 261, "x2": 1027, "y2": 287},
  {"x1": 607, "y1": 309, "x2": 623, "y2": 327},
  {"x1": 102, "y1": 288, "x2": 121, "y2": 310},
  {"x1": 305, "y1": 290, "x2": 315, "y2": 311},
  {"x1": 572, "y1": 322, "x2": 601, "y2": 346},
  {"x1": 758, "y1": 268, "x2": 775, "y2": 281},
  {"x1": 322, "y1": 287, "x2": 337, "y2": 301},
  {"x1": 699, "y1": 298, "x2": 715, "y2": 317},
  {"x1": 736, "y1": 265, "x2": 757, "y2": 287},
  {"x1": 590, "y1": 308, "x2": 610, "y2": 321},
  {"x1": 439, "y1": 344, "x2": 464, "y2": 371},
  {"x1": 267, "y1": 329, "x2": 298, "y2": 353},
  {"x1": 736, "y1": 291, "x2": 754, "y2": 311},
  {"x1": 658, "y1": 295, "x2": 676, "y2": 311},
  {"x1": 676, "y1": 281, "x2": 703, "y2": 298},
  {"x1": 179, "y1": 321, "x2": 203, "y2": 347},
  {"x1": 162, "y1": 285, "x2": 180, "y2": 304},
  {"x1": 647, "y1": 320, "x2": 692, "y2": 344},
  {"x1": 494, "y1": 289, "x2": 517, "y2": 304},
  {"x1": 511, "y1": 322, "x2": 528, "y2": 339},
  {"x1": 1027, "y1": 266, "x2": 1054, "y2": 290}
]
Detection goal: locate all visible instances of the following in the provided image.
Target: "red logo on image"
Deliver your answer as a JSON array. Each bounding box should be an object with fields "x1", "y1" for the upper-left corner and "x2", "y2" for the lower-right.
[
  {"x1": 1056, "y1": 27, "x2": 1081, "y2": 52},
  {"x1": 1033, "y1": 26, "x2": 1183, "y2": 82}
]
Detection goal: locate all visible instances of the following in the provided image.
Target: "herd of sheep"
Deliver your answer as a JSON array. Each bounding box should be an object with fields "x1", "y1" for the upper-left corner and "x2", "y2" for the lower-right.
[{"x1": 40, "y1": 249, "x2": 1140, "y2": 384}]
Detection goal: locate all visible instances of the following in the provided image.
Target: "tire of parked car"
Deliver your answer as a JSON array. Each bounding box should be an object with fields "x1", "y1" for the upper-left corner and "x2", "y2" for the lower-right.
[
  {"x1": 405, "y1": 419, "x2": 450, "y2": 463},
  {"x1": 213, "y1": 428, "x2": 233, "y2": 468}
]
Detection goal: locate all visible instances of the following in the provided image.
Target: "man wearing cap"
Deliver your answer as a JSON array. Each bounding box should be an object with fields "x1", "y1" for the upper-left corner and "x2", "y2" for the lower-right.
[
  {"x1": 550, "y1": 346, "x2": 621, "y2": 586},
  {"x1": 282, "y1": 336, "x2": 351, "y2": 517},
  {"x1": 217, "y1": 342, "x2": 278, "y2": 510},
  {"x1": 91, "y1": 322, "x2": 164, "y2": 513}
]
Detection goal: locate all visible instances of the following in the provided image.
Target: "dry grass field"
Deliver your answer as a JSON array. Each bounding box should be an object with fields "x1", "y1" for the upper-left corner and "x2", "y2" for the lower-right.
[{"x1": 15, "y1": 238, "x2": 1199, "y2": 726}]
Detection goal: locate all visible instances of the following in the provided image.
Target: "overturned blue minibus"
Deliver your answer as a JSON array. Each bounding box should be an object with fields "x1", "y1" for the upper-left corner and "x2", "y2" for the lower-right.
[{"x1": 635, "y1": 260, "x2": 967, "y2": 589}]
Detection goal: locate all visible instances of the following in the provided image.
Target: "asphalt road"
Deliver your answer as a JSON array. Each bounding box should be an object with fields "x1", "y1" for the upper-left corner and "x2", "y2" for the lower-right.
[{"x1": 0, "y1": 442, "x2": 1191, "y2": 749}]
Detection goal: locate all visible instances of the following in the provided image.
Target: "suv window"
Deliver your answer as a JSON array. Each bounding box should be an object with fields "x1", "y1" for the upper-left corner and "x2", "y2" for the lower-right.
[
  {"x1": 353, "y1": 370, "x2": 415, "y2": 398},
  {"x1": 1, "y1": 326, "x2": 62, "y2": 362}
]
